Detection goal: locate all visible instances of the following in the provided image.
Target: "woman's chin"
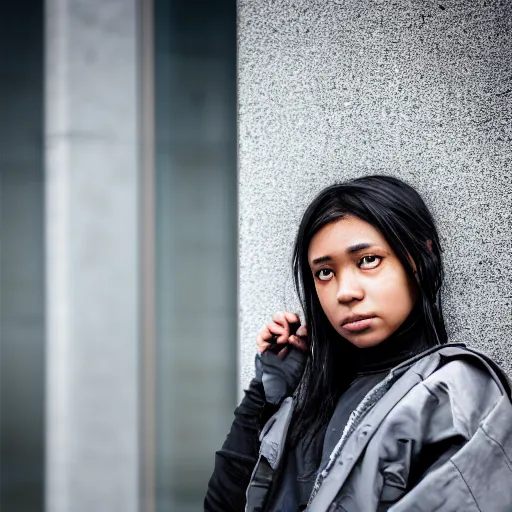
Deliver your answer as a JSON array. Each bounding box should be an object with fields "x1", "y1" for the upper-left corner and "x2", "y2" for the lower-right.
[{"x1": 342, "y1": 333, "x2": 388, "y2": 349}]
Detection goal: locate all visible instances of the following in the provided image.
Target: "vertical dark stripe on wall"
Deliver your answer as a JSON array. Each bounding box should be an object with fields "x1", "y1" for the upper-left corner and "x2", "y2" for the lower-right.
[{"x1": 139, "y1": 0, "x2": 157, "y2": 511}]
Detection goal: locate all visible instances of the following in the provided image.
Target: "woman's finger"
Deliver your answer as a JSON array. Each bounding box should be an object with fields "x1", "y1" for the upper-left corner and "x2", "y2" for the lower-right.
[
  {"x1": 256, "y1": 339, "x2": 271, "y2": 354},
  {"x1": 256, "y1": 314, "x2": 303, "y2": 355},
  {"x1": 283, "y1": 311, "x2": 300, "y2": 325},
  {"x1": 273, "y1": 311, "x2": 300, "y2": 327},
  {"x1": 256, "y1": 328, "x2": 273, "y2": 353},
  {"x1": 288, "y1": 335, "x2": 309, "y2": 353},
  {"x1": 265, "y1": 321, "x2": 288, "y2": 343},
  {"x1": 272, "y1": 311, "x2": 301, "y2": 342},
  {"x1": 296, "y1": 324, "x2": 308, "y2": 338},
  {"x1": 258, "y1": 324, "x2": 281, "y2": 339},
  {"x1": 277, "y1": 345, "x2": 290, "y2": 360},
  {"x1": 256, "y1": 324, "x2": 286, "y2": 353},
  {"x1": 272, "y1": 312, "x2": 289, "y2": 334}
]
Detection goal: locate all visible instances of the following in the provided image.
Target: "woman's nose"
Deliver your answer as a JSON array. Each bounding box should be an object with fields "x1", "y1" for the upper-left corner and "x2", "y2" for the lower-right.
[{"x1": 336, "y1": 274, "x2": 364, "y2": 304}]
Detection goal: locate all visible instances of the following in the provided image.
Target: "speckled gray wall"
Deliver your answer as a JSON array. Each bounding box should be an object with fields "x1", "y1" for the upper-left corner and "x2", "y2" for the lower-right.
[{"x1": 238, "y1": 0, "x2": 512, "y2": 390}]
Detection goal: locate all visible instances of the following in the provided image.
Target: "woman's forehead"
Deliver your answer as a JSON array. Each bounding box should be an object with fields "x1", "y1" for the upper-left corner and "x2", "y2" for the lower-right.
[{"x1": 308, "y1": 216, "x2": 389, "y2": 259}]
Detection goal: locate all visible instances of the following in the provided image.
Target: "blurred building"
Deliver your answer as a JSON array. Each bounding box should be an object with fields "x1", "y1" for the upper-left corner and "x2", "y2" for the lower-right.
[
  {"x1": 3, "y1": 1, "x2": 510, "y2": 512},
  {"x1": 1, "y1": 1, "x2": 237, "y2": 512}
]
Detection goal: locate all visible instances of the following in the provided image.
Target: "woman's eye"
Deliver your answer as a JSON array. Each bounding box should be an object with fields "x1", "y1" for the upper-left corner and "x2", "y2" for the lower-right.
[
  {"x1": 359, "y1": 255, "x2": 382, "y2": 269},
  {"x1": 315, "y1": 269, "x2": 333, "y2": 281}
]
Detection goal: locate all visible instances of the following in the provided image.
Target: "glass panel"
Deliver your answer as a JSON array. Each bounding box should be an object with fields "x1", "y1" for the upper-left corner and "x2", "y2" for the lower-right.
[
  {"x1": 153, "y1": 1, "x2": 237, "y2": 510},
  {"x1": 0, "y1": 2, "x2": 45, "y2": 511}
]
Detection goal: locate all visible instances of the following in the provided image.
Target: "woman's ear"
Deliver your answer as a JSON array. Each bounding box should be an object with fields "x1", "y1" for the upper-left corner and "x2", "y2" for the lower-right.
[{"x1": 426, "y1": 239, "x2": 433, "y2": 252}]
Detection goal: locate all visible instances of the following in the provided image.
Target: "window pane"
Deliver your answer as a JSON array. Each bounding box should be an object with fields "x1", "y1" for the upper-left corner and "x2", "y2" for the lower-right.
[
  {"x1": 0, "y1": 2, "x2": 45, "y2": 511},
  {"x1": 153, "y1": 1, "x2": 237, "y2": 510}
]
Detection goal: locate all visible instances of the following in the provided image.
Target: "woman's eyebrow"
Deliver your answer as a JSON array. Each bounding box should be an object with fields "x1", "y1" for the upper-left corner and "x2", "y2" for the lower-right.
[
  {"x1": 311, "y1": 255, "x2": 332, "y2": 265},
  {"x1": 310, "y1": 243, "x2": 376, "y2": 265},
  {"x1": 346, "y1": 242, "x2": 375, "y2": 254}
]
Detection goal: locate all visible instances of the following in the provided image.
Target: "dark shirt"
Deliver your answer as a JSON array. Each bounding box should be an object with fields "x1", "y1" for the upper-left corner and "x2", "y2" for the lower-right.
[
  {"x1": 266, "y1": 373, "x2": 404, "y2": 511},
  {"x1": 265, "y1": 314, "x2": 424, "y2": 511}
]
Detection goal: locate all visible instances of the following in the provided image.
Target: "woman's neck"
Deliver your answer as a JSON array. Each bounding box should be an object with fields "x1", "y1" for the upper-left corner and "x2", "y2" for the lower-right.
[{"x1": 354, "y1": 302, "x2": 424, "y2": 375}]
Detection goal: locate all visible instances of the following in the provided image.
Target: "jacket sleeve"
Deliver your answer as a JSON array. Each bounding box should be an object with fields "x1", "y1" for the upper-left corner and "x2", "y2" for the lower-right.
[
  {"x1": 376, "y1": 437, "x2": 465, "y2": 512},
  {"x1": 384, "y1": 360, "x2": 506, "y2": 512},
  {"x1": 204, "y1": 376, "x2": 279, "y2": 512}
]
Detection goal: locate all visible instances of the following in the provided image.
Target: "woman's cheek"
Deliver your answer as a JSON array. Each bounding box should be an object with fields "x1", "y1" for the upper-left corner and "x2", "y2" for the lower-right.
[
  {"x1": 319, "y1": 290, "x2": 337, "y2": 326},
  {"x1": 315, "y1": 286, "x2": 329, "y2": 312}
]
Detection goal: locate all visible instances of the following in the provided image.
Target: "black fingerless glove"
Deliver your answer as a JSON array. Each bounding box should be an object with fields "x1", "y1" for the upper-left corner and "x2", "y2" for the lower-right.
[{"x1": 255, "y1": 348, "x2": 307, "y2": 405}]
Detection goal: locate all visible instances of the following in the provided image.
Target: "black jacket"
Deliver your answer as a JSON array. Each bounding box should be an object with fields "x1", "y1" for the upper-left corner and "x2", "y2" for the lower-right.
[{"x1": 204, "y1": 377, "x2": 278, "y2": 511}]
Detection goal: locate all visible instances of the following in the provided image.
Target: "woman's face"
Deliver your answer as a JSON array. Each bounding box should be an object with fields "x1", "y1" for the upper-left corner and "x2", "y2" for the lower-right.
[{"x1": 308, "y1": 215, "x2": 418, "y2": 349}]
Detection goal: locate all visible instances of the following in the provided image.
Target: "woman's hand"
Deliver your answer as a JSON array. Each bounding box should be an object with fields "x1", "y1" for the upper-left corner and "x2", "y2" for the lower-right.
[
  {"x1": 255, "y1": 311, "x2": 309, "y2": 405},
  {"x1": 256, "y1": 311, "x2": 309, "y2": 359}
]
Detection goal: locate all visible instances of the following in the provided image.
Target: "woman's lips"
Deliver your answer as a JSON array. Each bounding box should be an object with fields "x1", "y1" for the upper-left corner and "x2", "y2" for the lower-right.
[{"x1": 341, "y1": 317, "x2": 376, "y2": 332}]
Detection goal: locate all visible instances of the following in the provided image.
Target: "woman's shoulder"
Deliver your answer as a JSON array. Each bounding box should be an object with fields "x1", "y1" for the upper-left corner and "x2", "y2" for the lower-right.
[
  {"x1": 402, "y1": 345, "x2": 511, "y2": 431},
  {"x1": 412, "y1": 343, "x2": 511, "y2": 398}
]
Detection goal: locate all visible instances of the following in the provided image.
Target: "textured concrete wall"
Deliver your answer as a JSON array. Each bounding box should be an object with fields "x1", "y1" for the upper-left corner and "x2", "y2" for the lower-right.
[{"x1": 238, "y1": 0, "x2": 512, "y2": 390}]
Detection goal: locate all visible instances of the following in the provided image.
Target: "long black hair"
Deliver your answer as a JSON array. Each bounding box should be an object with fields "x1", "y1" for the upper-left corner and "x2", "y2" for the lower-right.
[{"x1": 288, "y1": 174, "x2": 447, "y2": 447}]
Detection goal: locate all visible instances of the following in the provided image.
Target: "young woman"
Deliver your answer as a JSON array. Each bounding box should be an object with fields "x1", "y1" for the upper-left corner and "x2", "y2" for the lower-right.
[{"x1": 205, "y1": 175, "x2": 512, "y2": 512}]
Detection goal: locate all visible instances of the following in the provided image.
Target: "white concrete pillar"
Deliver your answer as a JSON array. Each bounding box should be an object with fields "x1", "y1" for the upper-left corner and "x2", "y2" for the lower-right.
[{"x1": 45, "y1": 1, "x2": 141, "y2": 511}]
